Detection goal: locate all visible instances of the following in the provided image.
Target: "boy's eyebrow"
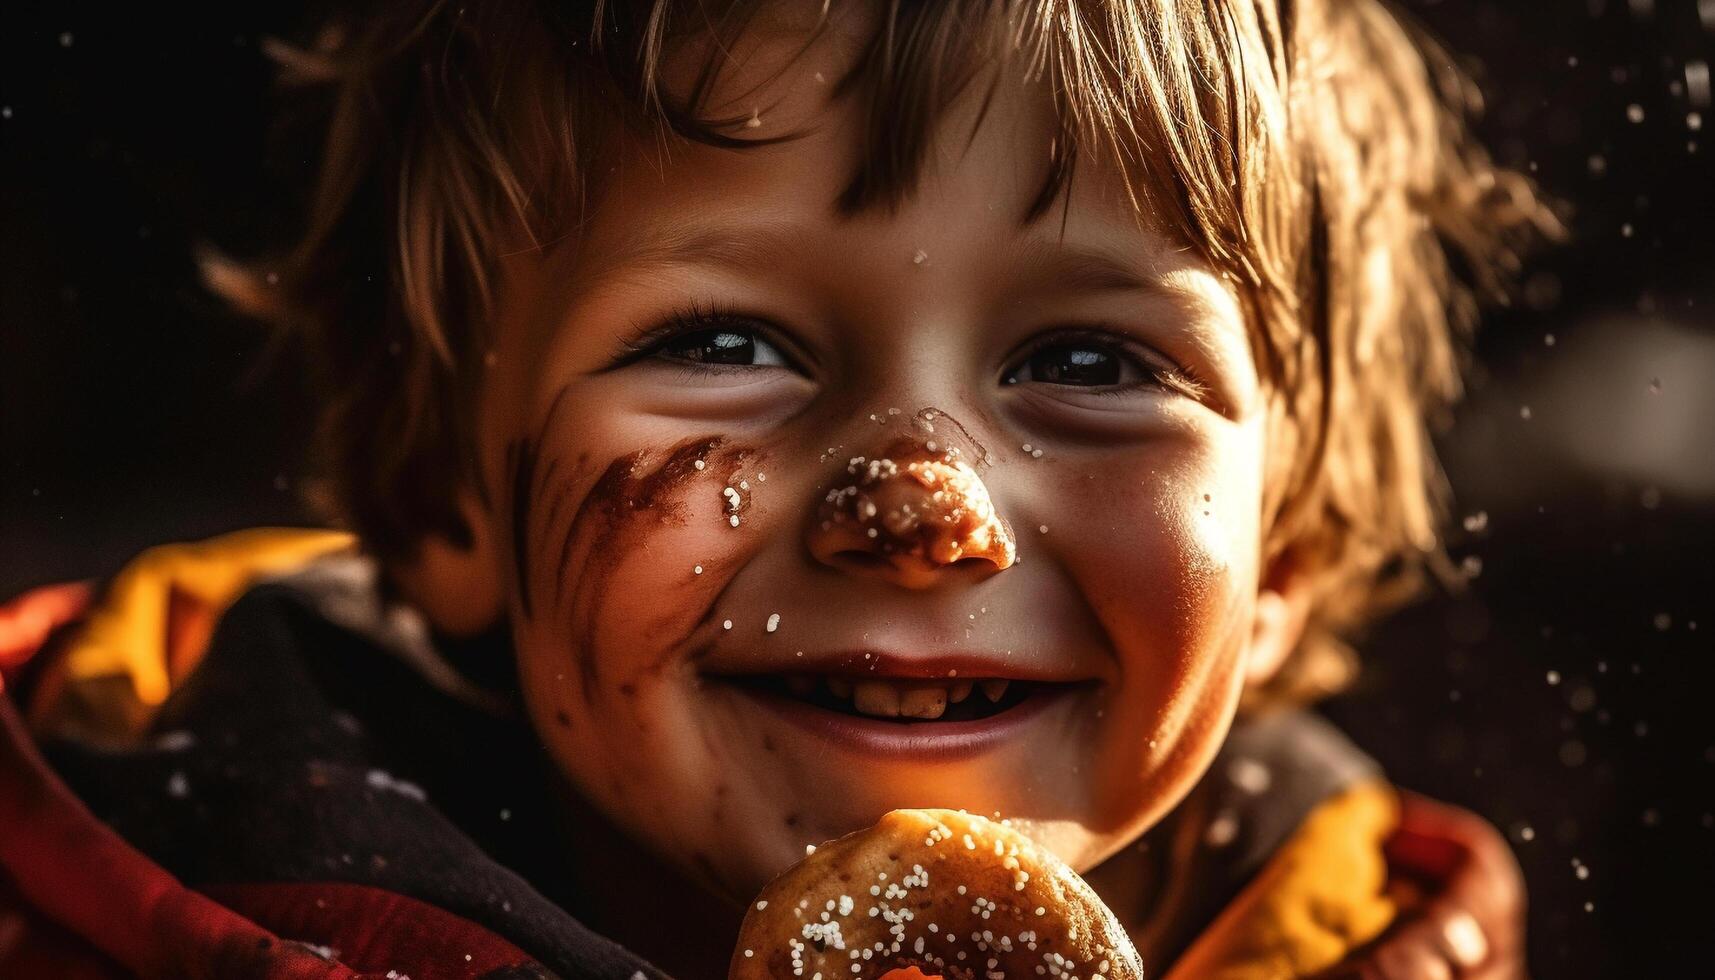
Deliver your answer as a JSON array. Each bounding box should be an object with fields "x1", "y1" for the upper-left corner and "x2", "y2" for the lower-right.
[
  {"x1": 1008, "y1": 237, "x2": 1164, "y2": 295},
  {"x1": 582, "y1": 216, "x2": 802, "y2": 280}
]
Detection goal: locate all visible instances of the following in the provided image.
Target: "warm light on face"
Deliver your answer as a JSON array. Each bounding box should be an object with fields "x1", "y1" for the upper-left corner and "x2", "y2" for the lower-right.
[{"x1": 475, "y1": 17, "x2": 1271, "y2": 902}]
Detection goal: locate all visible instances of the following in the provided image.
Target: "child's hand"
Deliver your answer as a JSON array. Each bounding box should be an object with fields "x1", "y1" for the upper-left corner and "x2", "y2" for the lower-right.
[{"x1": 1319, "y1": 792, "x2": 1527, "y2": 979}]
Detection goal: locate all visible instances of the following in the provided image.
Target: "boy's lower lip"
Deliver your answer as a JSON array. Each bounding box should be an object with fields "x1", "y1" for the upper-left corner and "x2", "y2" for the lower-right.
[{"x1": 727, "y1": 680, "x2": 1083, "y2": 762}]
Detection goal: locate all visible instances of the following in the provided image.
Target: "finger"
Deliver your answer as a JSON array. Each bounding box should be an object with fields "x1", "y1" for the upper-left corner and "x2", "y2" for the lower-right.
[
  {"x1": 1368, "y1": 906, "x2": 1524, "y2": 979},
  {"x1": 1389, "y1": 793, "x2": 1527, "y2": 953},
  {"x1": 1372, "y1": 936, "x2": 1455, "y2": 980}
]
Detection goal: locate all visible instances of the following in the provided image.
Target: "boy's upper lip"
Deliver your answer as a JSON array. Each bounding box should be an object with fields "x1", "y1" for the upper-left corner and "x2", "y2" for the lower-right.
[{"x1": 699, "y1": 647, "x2": 1097, "y2": 683}]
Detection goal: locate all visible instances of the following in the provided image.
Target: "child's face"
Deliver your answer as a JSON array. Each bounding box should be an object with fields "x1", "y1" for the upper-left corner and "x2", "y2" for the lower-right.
[{"x1": 470, "y1": 17, "x2": 1290, "y2": 901}]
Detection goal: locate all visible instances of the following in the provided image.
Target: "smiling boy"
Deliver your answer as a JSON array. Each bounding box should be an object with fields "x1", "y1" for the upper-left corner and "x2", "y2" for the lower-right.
[{"x1": 1, "y1": 1, "x2": 1550, "y2": 978}]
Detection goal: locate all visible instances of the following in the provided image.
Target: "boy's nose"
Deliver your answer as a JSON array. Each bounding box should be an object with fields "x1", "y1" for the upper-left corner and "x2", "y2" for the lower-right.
[{"x1": 806, "y1": 426, "x2": 1016, "y2": 590}]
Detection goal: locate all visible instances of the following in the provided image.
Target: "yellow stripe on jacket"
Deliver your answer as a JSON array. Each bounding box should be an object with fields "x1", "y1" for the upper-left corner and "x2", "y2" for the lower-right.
[
  {"x1": 27, "y1": 527, "x2": 353, "y2": 744},
  {"x1": 1166, "y1": 781, "x2": 1399, "y2": 979}
]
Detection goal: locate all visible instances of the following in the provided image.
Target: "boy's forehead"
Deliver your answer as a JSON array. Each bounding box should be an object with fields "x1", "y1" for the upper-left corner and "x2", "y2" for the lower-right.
[{"x1": 580, "y1": 14, "x2": 1213, "y2": 299}]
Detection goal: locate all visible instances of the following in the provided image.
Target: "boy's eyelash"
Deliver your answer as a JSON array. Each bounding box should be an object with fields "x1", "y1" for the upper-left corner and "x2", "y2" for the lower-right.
[
  {"x1": 1011, "y1": 327, "x2": 1210, "y2": 400},
  {"x1": 613, "y1": 301, "x2": 750, "y2": 364}
]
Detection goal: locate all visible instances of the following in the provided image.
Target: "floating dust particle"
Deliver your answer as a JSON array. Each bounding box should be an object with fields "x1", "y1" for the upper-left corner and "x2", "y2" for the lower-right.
[
  {"x1": 1463, "y1": 511, "x2": 1489, "y2": 533},
  {"x1": 1519, "y1": 405, "x2": 1533, "y2": 420}
]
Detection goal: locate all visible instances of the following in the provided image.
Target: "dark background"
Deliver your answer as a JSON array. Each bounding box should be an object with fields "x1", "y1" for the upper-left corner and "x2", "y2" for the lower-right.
[{"x1": 2, "y1": 1, "x2": 1711, "y2": 975}]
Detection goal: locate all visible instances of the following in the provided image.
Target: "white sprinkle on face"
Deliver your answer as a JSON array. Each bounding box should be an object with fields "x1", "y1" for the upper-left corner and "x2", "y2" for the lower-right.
[
  {"x1": 693, "y1": 564, "x2": 703, "y2": 574},
  {"x1": 694, "y1": 459, "x2": 706, "y2": 470},
  {"x1": 723, "y1": 619, "x2": 734, "y2": 630},
  {"x1": 757, "y1": 900, "x2": 769, "y2": 910},
  {"x1": 1038, "y1": 525, "x2": 1049, "y2": 534},
  {"x1": 730, "y1": 514, "x2": 741, "y2": 527},
  {"x1": 767, "y1": 613, "x2": 782, "y2": 633}
]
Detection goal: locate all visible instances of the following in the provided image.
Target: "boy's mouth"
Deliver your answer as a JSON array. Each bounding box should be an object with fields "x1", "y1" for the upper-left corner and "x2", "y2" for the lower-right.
[
  {"x1": 731, "y1": 673, "x2": 1036, "y2": 722},
  {"x1": 702, "y1": 650, "x2": 1096, "y2": 759}
]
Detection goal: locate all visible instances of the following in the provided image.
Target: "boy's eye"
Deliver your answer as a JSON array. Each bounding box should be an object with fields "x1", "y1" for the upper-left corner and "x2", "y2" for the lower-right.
[
  {"x1": 652, "y1": 326, "x2": 789, "y2": 368},
  {"x1": 1005, "y1": 340, "x2": 1145, "y2": 388}
]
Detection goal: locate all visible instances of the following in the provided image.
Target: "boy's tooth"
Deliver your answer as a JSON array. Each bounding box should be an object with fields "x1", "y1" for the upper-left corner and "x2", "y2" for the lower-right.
[
  {"x1": 826, "y1": 676, "x2": 854, "y2": 699},
  {"x1": 852, "y1": 681, "x2": 901, "y2": 717},
  {"x1": 979, "y1": 678, "x2": 1010, "y2": 702},
  {"x1": 899, "y1": 686, "x2": 948, "y2": 720},
  {"x1": 948, "y1": 680, "x2": 974, "y2": 703},
  {"x1": 785, "y1": 675, "x2": 815, "y2": 698}
]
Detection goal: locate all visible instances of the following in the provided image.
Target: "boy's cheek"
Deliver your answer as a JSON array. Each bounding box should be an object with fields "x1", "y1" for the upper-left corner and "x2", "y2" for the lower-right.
[
  {"x1": 503, "y1": 438, "x2": 813, "y2": 892},
  {"x1": 1026, "y1": 430, "x2": 1263, "y2": 828},
  {"x1": 506, "y1": 437, "x2": 772, "y2": 712}
]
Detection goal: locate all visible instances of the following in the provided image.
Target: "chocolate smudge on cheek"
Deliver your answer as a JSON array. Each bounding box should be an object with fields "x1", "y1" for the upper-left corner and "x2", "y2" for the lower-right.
[{"x1": 548, "y1": 437, "x2": 747, "y2": 706}]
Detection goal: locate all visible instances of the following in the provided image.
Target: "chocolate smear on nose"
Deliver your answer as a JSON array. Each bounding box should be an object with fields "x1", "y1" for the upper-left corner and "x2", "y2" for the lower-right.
[{"x1": 817, "y1": 410, "x2": 1015, "y2": 568}]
